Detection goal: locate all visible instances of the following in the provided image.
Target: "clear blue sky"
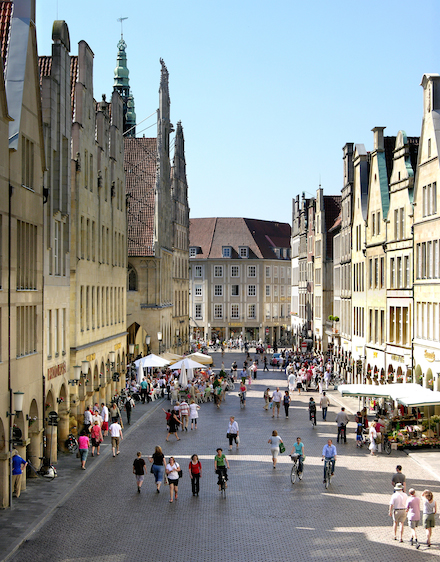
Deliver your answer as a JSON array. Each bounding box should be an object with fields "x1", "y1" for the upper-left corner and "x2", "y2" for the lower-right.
[{"x1": 36, "y1": 0, "x2": 439, "y2": 226}]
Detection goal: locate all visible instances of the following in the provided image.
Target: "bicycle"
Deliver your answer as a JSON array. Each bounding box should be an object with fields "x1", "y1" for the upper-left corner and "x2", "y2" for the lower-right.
[
  {"x1": 361, "y1": 431, "x2": 392, "y2": 455},
  {"x1": 310, "y1": 410, "x2": 317, "y2": 428},
  {"x1": 290, "y1": 453, "x2": 304, "y2": 484},
  {"x1": 65, "y1": 433, "x2": 78, "y2": 453},
  {"x1": 217, "y1": 469, "x2": 227, "y2": 498},
  {"x1": 27, "y1": 457, "x2": 57, "y2": 481},
  {"x1": 323, "y1": 457, "x2": 334, "y2": 489}
]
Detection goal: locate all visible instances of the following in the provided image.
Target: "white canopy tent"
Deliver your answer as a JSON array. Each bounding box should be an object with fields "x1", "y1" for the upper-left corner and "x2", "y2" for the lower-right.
[
  {"x1": 133, "y1": 354, "x2": 170, "y2": 383},
  {"x1": 169, "y1": 357, "x2": 206, "y2": 385},
  {"x1": 185, "y1": 352, "x2": 213, "y2": 365}
]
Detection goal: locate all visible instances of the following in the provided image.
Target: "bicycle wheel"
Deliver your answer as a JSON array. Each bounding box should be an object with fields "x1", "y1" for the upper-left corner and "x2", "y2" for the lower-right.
[
  {"x1": 67, "y1": 441, "x2": 78, "y2": 453},
  {"x1": 290, "y1": 463, "x2": 297, "y2": 484},
  {"x1": 38, "y1": 466, "x2": 57, "y2": 481},
  {"x1": 384, "y1": 439, "x2": 392, "y2": 455},
  {"x1": 221, "y1": 481, "x2": 226, "y2": 498}
]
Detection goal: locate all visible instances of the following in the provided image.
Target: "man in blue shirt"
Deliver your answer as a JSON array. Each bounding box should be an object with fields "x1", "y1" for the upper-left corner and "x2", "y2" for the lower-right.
[
  {"x1": 12, "y1": 450, "x2": 27, "y2": 498},
  {"x1": 322, "y1": 439, "x2": 337, "y2": 483}
]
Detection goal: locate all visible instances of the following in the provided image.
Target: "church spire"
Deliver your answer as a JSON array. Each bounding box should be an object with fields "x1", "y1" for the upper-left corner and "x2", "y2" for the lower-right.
[{"x1": 114, "y1": 19, "x2": 136, "y2": 137}]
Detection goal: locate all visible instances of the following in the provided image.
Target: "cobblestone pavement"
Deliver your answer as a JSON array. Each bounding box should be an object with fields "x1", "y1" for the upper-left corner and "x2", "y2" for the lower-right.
[{"x1": 3, "y1": 351, "x2": 440, "y2": 562}]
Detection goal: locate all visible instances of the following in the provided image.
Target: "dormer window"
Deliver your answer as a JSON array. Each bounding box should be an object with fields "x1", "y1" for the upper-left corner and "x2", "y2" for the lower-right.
[
  {"x1": 190, "y1": 246, "x2": 200, "y2": 257},
  {"x1": 222, "y1": 246, "x2": 232, "y2": 258},
  {"x1": 239, "y1": 246, "x2": 249, "y2": 258}
]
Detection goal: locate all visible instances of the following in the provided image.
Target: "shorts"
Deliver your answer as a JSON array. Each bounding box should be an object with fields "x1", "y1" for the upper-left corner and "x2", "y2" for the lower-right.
[
  {"x1": 408, "y1": 520, "x2": 419, "y2": 529},
  {"x1": 273, "y1": 402, "x2": 280, "y2": 409},
  {"x1": 101, "y1": 421, "x2": 108, "y2": 431},
  {"x1": 296, "y1": 382, "x2": 302, "y2": 389},
  {"x1": 393, "y1": 510, "x2": 407, "y2": 523},
  {"x1": 423, "y1": 513, "x2": 436, "y2": 528},
  {"x1": 168, "y1": 478, "x2": 179, "y2": 486},
  {"x1": 79, "y1": 449, "x2": 88, "y2": 462},
  {"x1": 271, "y1": 447, "x2": 279, "y2": 459},
  {"x1": 111, "y1": 437, "x2": 120, "y2": 448},
  {"x1": 356, "y1": 434, "x2": 362, "y2": 441},
  {"x1": 135, "y1": 475, "x2": 144, "y2": 483}
]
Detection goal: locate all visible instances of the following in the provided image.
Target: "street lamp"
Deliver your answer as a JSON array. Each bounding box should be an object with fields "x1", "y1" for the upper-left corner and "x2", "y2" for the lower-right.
[
  {"x1": 69, "y1": 365, "x2": 82, "y2": 386},
  {"x1": 145, "y1": 335, "x2": 151, "y2": 355},
  {"x1": 157, "y1": 331, "x2": 163, "y2": 354}
]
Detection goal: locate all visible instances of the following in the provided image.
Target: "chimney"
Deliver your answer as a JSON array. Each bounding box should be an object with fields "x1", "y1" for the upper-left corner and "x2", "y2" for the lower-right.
[{"x1": 372, "y1": 127, "x2": 386, "y2": 151}]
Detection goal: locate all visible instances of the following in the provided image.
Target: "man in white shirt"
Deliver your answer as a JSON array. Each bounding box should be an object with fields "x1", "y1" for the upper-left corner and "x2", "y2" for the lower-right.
[
  {"x1": 272, "y1": 387, "x2": 282, "y2": 419},
  {"x1": 109, "y1": 421, "x2": 123, "y2": 457},
  {"x1": 389, "y1": 483, "x2": 408, "y2": 541},
  {"x1": 288, "y1": 372, "x2": 296, "y2": 393},
  {"x1": 101, "y1": 403, "x2": 109, "y2": 436},
  {"x1": 320, "y1": 392, "x2": 330, "y2": 420}
]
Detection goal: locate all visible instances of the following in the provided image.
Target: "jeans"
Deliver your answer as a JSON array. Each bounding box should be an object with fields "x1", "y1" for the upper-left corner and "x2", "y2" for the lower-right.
[
  {"x1": 152, "y1": 464, "x2": 165, "y2": 483},
  {"x1": 284, "y1": 404, "x2": 289, "y2": 417},
  {"x1": 324, "y1": 457, "x2": 335, "y2": 479},
  {"x1": 322, "y1": 407, "x2": 328, "y2": 420},
  {"x1": 191, "y1": 473, "x2": 200, "y2": 494}
]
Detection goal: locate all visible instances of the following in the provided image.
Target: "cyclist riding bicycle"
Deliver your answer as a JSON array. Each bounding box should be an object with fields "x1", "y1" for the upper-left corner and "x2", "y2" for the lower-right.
[
  {"x1": 290, "y1": 436, "x2": 305, "y2": 474},
  {"x1": 322, "y1": 439, "x2": 337, "y2": 484},
  {"x1": 239, "y1": 382, "x2": 246, "y2": 406},
  {"x1": 214, "y1": 448, "x2": 230, "y2": 491},
  {"x1": 308, "y1": 397, "x2": 317, "y2": 425}
]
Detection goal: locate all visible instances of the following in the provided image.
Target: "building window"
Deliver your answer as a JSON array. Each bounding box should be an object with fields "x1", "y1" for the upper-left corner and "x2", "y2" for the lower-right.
[
  {"x1": 17, "y1": 221, "x2": 37, "y2": 290},
  {"x1": 423, "y1": 183, "x2": 437, "y2": 217},
  {"x1": 265, "y1": 266, "x2": 271, "y2": 277},
  {"x1": 231, "y1": 304, "x2": 239, "y2": 319},
  {"x1": 231, "y1": 285, "x2": 239, "y2": 296},
  {"x1": 222, "y1": 247, "x2": 231, "y2": 258},
  {"x1": 248, "y1": 265, "x2": 256, "y2": 277},
  {"x1": 195, "y1": 266, "x2": 202, "y2": 278},
  {"x1": 214, "y1": 284, "x2": 223, "y2": 297},
  {"x1": 128, "y1": 264, "x2": 137, "y2": 291},
  {"x1": 21, "y1": 136, "x2": 34, "y2": 189},
  {"x1": 17, "y1": 305, "x2": 37, "y2": 358},
  {"x1": 195, "y1": 304, "x2": 202, "y2": 320},
  {"x1": 239, "y1": 247, "x2": 248, "y2": 258},
  {"x1": 265, "y1": 303, "x2": 270, "y2": 319},
  {"x1": 315, "y1": 268, "x2": 321, "y2": 285},
  {"x1": 195, "y1": 284, "x2": 202, "y2": 296},
  {"x1": 231, "y1": 265, "x2": 239, "y2": 277},
  {"x1": 214, "y1": 266, "x2": 223, "y2": 277},
  {"x1": 248, "y1": 304, "x2": 256, "y2": 319},
  {"x1": 265, "y1": 285, "x2": 270, "y2": 296},
  {"x1": 248, "y1": 285, "x2": 256, "y2": 297},
  {"x1": 274, "y1": 266, "x2": 278, "y2": 277},
  {"x1": 274, "y1": 285, "x2": 278, "y2": 297},
  {"x1": 214, "y1": 304, "x2": 223, "y2": 319},
  {"x1": 189, "y1": 247, "x2": 197, "y2": 257}
]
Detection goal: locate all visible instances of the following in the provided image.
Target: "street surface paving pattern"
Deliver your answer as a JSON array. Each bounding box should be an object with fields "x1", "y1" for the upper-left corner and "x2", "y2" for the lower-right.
[{"x1": 3, "y1": 351, "x2": 440, "y2": 562}]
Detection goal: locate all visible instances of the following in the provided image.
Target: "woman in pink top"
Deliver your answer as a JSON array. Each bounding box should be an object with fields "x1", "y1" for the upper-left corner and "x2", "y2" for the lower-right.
[
  {"x1": 406, "y1": 488, "x2": 421, "y2": 548},
  {"x1": 78, "y1": 430, "x2": 90, "y2": 470}
]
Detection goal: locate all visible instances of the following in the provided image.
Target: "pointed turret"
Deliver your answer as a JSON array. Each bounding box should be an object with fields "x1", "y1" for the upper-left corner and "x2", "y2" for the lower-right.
[{"x1": 113, "y1": 33, "x2": 136, "y2": 136}]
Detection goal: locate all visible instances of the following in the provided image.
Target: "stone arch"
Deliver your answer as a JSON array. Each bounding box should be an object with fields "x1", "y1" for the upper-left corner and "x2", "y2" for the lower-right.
[
  {"x1": 45, "y1": 389, "x2": 56, "y2": 462},
  {"x1": 415, "y1": 364, "x2": 423, "y2": 385},
  {"x1": 127, "y1": 263, "x2": 138, "y2": 291},
  {"x1": 396, "y1": 366, "x2": 403, "y2": 381},
  {"x1": 93, "y1": 363, "x2": 99, "y2": 391},
  {"x1": 27, "y1": 399, "x2": 41, "y2": 472},
  {"x1": 426, "y1": 368, "x2": 433, "y2": 389}
]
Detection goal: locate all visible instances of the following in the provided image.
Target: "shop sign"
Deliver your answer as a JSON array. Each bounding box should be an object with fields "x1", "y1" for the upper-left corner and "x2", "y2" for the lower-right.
[
  {"x1": 86, "y1": 353, "x2": 96, "y2": 362},
  {"x1": 424, "y1": 350, "x2": 436, "y2": 362},
  {"x1": 47, "y1": 361, "x2": 67, "y2": 380},
  {"x1": 114, "y1": 343, "x2": 121, "y2": 351},
  {"x1": 391, "y1": 354, "x2": 404, "y2": 363}
]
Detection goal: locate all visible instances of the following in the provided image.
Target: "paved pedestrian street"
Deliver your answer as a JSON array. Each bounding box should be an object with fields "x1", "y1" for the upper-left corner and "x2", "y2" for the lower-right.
[{"x1": 4, "y1": 351, "x2": 440, "y2": 562}]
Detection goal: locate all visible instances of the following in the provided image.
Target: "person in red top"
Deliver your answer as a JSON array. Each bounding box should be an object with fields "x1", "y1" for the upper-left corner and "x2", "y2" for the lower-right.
[{"x1": 189, "y1": 454, "x2": 202, "y2": 496}]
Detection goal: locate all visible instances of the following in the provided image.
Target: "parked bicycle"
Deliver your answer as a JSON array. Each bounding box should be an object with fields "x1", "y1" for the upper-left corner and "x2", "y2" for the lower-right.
[
  {"x1": 27, "y1": 457, "x2": 57, "y2": 481},
  {"x1": 361, "y1": 431, "x2": 392, "y2": 454},
  {"x1": 290, "y1": 453, "x2": 304, "y2": 484},
  {"x1": 65, "y1": 433, "x2": 78, "y2": 453}
]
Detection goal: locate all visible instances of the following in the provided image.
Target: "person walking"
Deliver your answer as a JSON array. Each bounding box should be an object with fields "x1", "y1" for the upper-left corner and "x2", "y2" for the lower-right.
[
  {"x1": 179, "y1": 399, "x2": 190, "y2": 431},
  {"x1": 389, "y1": 483, "x2": 408, "y2": 542},
  {"x1": 78, "y1": 430, "x2": 90, "y2": 469},
  {"x1": 166, "y1": 409, "x2": 182, "y2": 441},
  {"x1": 268, "y1": 430, "x2": 283, "y2": 469},
  {"x1": 421, "y1": 489, "x2": 437, "y2": 547},
  {"x1": 90, "y1": 420, "x2": 103, "y2": 456},
  {"x1": 368, "y1": 421, "x2": 378, "y2": 455},
  {"x1": 320, "y1": 392, "x2": 330, "y2": 420},
  {"x1": 124, "y1": 394, "x2": 134, "y2": 425},
  {"x1": 109, "y1": 402, "x2": 121, "y2": 424},
  {"x1": 288, "y1": 371, "x2": 296, "y2": 394},
  {"x1": 133, "y1": 451, "x2": 147, "y2": 493},
  {"x1": 272, "y1": 387, "x2": 282, "y2": 418},
  {"x1": 100, "y1": 402, "x2": 109, "y2": 436},
  {"x1": 189, "y1": 400, "x2": 200, "y2": 430},
  {"x1": 149, "y1": 445, "x2": 167, "y2": 493},
  {"x1": 189, "y1": 454, "x2": 202, "y2": 496},
  {"x1": 83, "y1": 406, "x2": 92, "y2": 434},
  {"x1": 406, "y1": 488, "x2": 421, "y2": 548},
  {"x1": 11, "y1": 450, "x2": 27, "y2": 498},
  {"x1": 263, "y1": 355, "x2": 269, "y2": 372},
  {"x1": 166, "y1": 457, "x2": 180, "y2": 503},
  {"x1": 227, "y1": 416, "x2": 239, "y2": 450},
  {"x1": 140, "y1": 377, "x2": 149, "y2": 404},
  {"x1": 109, "y1": 419, "x2": 123, "y2": 456},
  {"x1": 335, "y1": 407, "x2": 349, "y2": 443},
  {"x1": 263, "y1": 388, "x2": 270, "y2": 410},
  {"x1": 391, "y1": 465, "x2": 406, "y2": 492},
  {"x1": 283, "y1": 391, "x2": 291, "y2": 417}
]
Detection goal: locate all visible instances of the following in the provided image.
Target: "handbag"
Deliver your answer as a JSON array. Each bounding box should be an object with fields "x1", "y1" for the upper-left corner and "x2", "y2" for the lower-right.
[
  {"x1": 226, "y1": 433, "x2": 230, "y2": 439},
  {"x1": 178, "y1": 469, "x2": 183, "y2": 478},
  {"x1": 150, "y1": 465, "x2": 154, "y2": 474},
  {"x1": 279, "y1": 442, "x2": 286, "y2": 454}
]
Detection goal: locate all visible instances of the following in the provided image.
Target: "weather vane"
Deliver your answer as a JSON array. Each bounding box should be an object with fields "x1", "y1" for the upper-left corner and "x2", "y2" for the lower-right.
[{"x1": 117, "y1": 17, "x2": 128, "y2": 38}]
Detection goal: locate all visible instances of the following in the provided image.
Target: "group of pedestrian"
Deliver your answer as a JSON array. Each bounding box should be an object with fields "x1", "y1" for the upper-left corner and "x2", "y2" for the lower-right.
[{"x1": 389, "y1": 465, "x2": 437, "y2": 547}]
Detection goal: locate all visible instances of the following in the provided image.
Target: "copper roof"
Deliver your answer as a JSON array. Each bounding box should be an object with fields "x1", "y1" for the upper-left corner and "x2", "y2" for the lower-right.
[
  {"x1": 125, "y1": 137, "x2": 158, "y2": 257},
  {"x1": 0, "y1": 1, "x2": 12, "y2": 71},
  {"x1": 189, "y1": 217, "x2": 291, "y2": 260}
]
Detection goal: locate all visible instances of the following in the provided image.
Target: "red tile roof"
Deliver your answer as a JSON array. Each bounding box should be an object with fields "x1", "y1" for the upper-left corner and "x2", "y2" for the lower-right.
[
  {"x1": 189, "y1": 217, "x2": 291, "y2": 260},
  {"x1": 38, "y1": 55, "x2": 51, "y2": 85},
  {"x1": 125, "y1": 137, "x2": 158, "y2": 257},
  {"x1": 0, "y1": 1, "x2": 12, "y2": 71}
]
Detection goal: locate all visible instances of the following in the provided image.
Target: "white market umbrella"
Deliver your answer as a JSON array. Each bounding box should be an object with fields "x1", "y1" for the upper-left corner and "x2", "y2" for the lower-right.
[
  {"x1": 134, "y1": 354, "x2": 170, "y2": 383},
  {"x1": 185, "y1": 352, "x2": 213, "y2": 365},
  {"x1": 170, "y1": 358, "x2": 206, "y2": 370},
  {"x1": 179, "y1": 364, "x2": 188, "y2": 388}
]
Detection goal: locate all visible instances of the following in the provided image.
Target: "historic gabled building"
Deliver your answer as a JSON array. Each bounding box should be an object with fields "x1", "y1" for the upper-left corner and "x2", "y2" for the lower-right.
[
  {"x1": 0, "y1": 0, "x2": 45, "y2": 507},
  {"x1": 413, "y1": 73, "x2": 440, "y2": 391},
  {"x1": 291, "y1": 195, "x2": 301, "y2": 347},
  {"x1": 365, "y1": 128, "x2": 395, "y2": 380},
  {"x1": 297, "y1": 194, "x2": 311, "y2": 347},
  {"x1": 69, "y1": 40, "x2": 127, "y2": 421},
  {"x1": 313, "y1": 188, "x2": 341, "y2": 354},
  {"x1": 351, "y1": 144, "x2": 369, "y2": 383},
  {"x1": 189, "y1": 218, "x2": 291, "y2": 345},
  {"x1": 126, "y1": 59, "x2": 189, "y2": 356},
  {"x1": 385, "y1": 131, "x2": 418, "y2": 382}
]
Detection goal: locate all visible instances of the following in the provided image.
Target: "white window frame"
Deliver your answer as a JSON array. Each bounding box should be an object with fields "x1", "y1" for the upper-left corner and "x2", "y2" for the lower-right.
[
  {"x1": 214, "y1": 284, "x2": 223, "y2": 297},
  {"x1": 248, "y1": 285, "x2": 256, "y2": 297},
  {"x1": 214, "y1": 265, "x2": 223, "y2": 278},
  {"x1": 248, "y1": 265, "x2": 256, "y2": 277},
  {"x1": 194, "y1": 265, "x2": 202, "y2": 278},
  {"x1": 231, "y1": 265, "x2": 239, "y2": 277},
  {"x1": 214, "y1": 304, "x2": 223, "y2": 319},
  {"x1": 195, "y1": 284, "x2": 202, "y2": 296}
]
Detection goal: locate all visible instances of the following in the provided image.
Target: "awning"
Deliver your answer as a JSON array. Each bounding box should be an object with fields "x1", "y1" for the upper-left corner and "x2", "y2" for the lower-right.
[
  {"x1": 339, "y1": 383, "x2": 440, "y2": 407},
  {"x1": 185, "y1": 352, "x2": 213, "y2": 365}
]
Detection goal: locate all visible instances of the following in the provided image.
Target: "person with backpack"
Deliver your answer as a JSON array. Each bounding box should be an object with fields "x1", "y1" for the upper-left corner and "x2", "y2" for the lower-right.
[
  {"x1": 308, "y1": 397, "x2": 317, "y2": 426},
  {"x1": 124, "y1": 394, "x2": 135, "y2": 425}
]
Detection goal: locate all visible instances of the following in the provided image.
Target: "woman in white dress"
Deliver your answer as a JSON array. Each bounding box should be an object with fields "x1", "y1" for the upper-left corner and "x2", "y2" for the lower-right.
[{"x1": 368, "y1": 421, "x2": 377, "y2": 455}]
